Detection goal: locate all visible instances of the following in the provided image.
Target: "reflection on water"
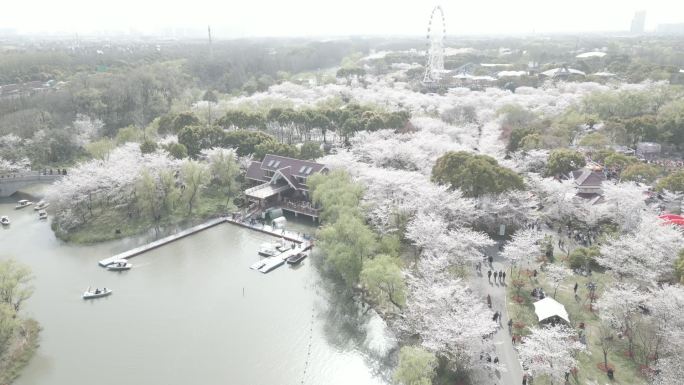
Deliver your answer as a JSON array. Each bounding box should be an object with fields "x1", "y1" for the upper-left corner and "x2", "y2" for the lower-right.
[
  {"x1": 313, "y1": 254, "x2": 397, "y2": 383},
  {"x1": 0, "y1": 189, "x2": 391, "y2": 385}
]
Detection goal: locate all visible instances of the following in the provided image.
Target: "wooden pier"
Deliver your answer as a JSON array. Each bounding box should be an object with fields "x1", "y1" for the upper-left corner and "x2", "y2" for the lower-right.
[
  {"x1": 98, "y1": 216, "x2": 313, "y2": 268},
  {"x1": 98, "y1": 217, "x2": 228, "y2": 266}
]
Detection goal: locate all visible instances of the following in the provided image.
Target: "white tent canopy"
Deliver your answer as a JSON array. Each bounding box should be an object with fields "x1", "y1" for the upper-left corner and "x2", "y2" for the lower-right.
[
  {"x1": 576, "y1": 51, "x2": 607, "y2": 58},
  {"x1": 533, "y1": 297, "x2": 570, "y2": 323}
]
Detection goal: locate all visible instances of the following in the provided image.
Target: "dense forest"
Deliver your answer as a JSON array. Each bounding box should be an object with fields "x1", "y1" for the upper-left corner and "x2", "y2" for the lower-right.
[{"x1": 2, "y1": 35, "x2": 684, "y2": 171}]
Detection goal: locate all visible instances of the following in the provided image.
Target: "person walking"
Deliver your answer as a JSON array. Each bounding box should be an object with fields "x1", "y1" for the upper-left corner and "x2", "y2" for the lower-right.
[
  {"x1": 498, "y1": 271, "x2": 503, "y2": 282},
  {"x1": 508, "y1": 318, "x2": 513, "y2": 332},
  {"x1": 488, "y1": 270, "x2": 492, "y2": 282},
  {"x1": 487, "y1": 294, "x2": 492, "y2": 308},
  {"x1": 573, "y1": 282, "x2": 578, "y2": 294},
  {"x1": 488, "y1": 255, "x2": 493, "y2": 266},
  {"x1": 533, "y1": 269, "x2": 538, "y2": 278},
  {"x1": 502, "y1": 271, "x2": 506, "y2": 282}
]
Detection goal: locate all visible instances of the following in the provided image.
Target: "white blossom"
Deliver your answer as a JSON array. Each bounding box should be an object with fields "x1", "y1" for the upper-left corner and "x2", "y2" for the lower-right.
[
  {"x1": 597, "y1": 215, "x2": 684, "y2": 283},
  {"x1": 501, "y1": 229, "x2": 544, "y2": 269},
  {"x1": 601, "y1": 180, "x2": 648, "y2": 232},
  {"x1": 518, "y1": 325, "x2": 587, "y2": 383},
  {"x1": 398, "y1": 276, "x2": 497, "y2": 369}
]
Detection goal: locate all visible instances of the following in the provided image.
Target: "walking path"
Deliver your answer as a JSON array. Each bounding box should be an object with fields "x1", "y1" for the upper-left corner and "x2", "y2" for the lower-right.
[{"x1": 470, "y1": 242, "x2": 523, "y2": 385}]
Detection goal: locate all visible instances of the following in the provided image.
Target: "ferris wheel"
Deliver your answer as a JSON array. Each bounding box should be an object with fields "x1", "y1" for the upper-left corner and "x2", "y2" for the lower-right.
[{"x1": 423, "y1": 5, "x2": 446, "y2": 84}]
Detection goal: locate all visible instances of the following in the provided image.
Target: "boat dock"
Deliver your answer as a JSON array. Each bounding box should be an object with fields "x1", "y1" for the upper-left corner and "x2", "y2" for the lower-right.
[
  {"x1": 224, "y1": 217, "x2": 307, "y2": 243},
  {"x1": 98, "y1": 217, "x2": 228, "y2": 267},
  {"x1": 98, "y1": 216, "x2": 313, "y2": 268},
  {"x1": 250, "y1": 241, "x2": 312, "y2": 274}
]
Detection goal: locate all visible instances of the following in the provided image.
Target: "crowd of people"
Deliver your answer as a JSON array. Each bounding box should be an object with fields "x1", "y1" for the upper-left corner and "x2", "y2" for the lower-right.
[
  {"x1": 283, "y1": 198, "x2": 318, "y2": 214},
  {"x1": 0, "y1": 168, "x2": 67, "y2": 178},
  {"x1": 42, "y1": 168, "x2": 67, "y2": 175},
  {"x1": 645, "y1": 158, "x2": 684, "y2": 170},
  {"x1": 557, "y1": 224, "x2": 597, "y2": 248}
]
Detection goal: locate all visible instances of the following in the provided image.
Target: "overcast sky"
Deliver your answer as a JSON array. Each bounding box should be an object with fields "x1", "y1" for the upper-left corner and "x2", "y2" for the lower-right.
[{"x1": 1, "y1": 0, "x2": 683, "y2": 37}]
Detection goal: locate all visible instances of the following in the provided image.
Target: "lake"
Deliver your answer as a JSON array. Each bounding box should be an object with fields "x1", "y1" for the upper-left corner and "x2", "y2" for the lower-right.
[{"x1": 0, "y1": 188, "x2": 392, "y2": 385}]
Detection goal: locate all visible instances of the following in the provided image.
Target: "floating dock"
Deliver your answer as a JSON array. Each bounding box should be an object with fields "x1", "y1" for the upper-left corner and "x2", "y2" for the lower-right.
[
  {"x1": 224, "y1": 217, "x2": 307, "y2": 243},
  {"x1": 98, "y1": 217, "x2": 228, "y2": 267},
  {"x1": 98, "y1": 216, "x2": 313, "y2": 268},
  {"x1": 250, "y1": 241, "x2": 312, "y2": 274}
]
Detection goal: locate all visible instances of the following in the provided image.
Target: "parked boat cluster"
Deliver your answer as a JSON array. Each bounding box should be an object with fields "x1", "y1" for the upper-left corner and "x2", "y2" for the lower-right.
[
  {"x1": 2, "y1": 199, "x2": 51, "y2": 226},
  {"x1": 251, "y1": 238, "x2": 310, "y2": 273}
]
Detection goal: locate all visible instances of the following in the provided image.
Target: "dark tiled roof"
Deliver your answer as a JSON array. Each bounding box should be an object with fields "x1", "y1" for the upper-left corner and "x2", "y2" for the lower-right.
[
  {"x1": 274, "y1": 166, "x2": 300, "y2": 189},
  {"x1": 246, "y1": 161, "x2": 268, "y2": 182},
  {"x1": 572, "y1": 169, "x2": 605, "y2": 187},
  {"x1": 245, "y1": 154, "x2": 327, "y2": 191},
  {"x1": 261, "y1": 154, "x2": 326, "y2": 177}
]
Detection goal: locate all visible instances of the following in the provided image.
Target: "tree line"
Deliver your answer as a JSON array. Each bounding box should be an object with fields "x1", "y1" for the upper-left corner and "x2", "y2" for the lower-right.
[{"x1": 309, "y1": 170, "x2": 406, "y2": 313}]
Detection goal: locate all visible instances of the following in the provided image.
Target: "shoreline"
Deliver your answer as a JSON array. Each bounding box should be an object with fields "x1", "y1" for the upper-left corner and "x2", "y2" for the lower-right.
[{"x1": 0, "y1": 319, "x2": 41, "y2": 385}]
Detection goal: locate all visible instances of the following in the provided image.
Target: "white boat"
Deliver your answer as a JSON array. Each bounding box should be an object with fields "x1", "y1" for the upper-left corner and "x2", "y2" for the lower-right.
[
  {"x1": 257, "y1": 243, "x2": 279, "y2": 257},
  {"x1": 82, "y1": 288, "x2": 112, "y2": 299},
  {"x1": 0, "y1": 216, "x2": 9, "y2": 226},
  {"x1": 15, "y1": 200, "x2": 33, "y2": 209},
  {"x1": 34, "y1": 201, "x2": 49, "y2": 210},
  {"x1": 38, "y1": 210, "x2": 48, "y2": 220},
  {"x1": 106, "y1": 260, "x2": 132, "y2": 271},
  {"x1": 275, "y1": 238, "x2": 293, "y2": 252}
]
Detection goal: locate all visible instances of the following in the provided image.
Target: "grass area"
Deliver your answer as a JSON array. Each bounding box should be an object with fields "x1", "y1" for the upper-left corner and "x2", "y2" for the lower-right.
[
  {"x1": 0, "y1": 318, "x2": 41, "y2": 385},
  {"x1": 54, "y1": 188, "x2": 236, "y2": 244},
  {"x1": 506, "y1": 258, "x2": 649, "y2": 385}
]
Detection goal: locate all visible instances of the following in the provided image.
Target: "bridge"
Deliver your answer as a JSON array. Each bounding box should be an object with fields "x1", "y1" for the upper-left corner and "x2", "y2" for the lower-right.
[{"x1": 0, "y1": 172, "x2": 63, "y2": 197}]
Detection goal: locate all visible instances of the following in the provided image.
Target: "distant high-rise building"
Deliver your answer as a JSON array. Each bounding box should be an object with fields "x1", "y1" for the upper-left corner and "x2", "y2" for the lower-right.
[
  {"x1": 631, "y1": 11, "x2": 646, "y2": 34},
  {"x1": 208, "y1": 25, "x2": 213, "y2": 58}
]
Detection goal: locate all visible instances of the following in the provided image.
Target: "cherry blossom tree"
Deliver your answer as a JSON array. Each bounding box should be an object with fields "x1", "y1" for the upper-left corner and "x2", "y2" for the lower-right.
[
  {"x1": 0, "y1": 157, "x2": 30, "y2": 174},
  {"x1": 527, "y1": 174, "x2": 577, "y2": 222},
  {"x1": 319, "y1": 153, "x2": 478, "y2": 234},
  {"x1": 597, "y1": 284, "x2": 647, "y2": 358},
  {"x1": 601, "y1": 180, "x2": 648, "y2": 232},
  {"x1": 406, "y1": 211, "x2": 494, "y2": 270},
  {"x1": 405, "y1": 212, "x2": 447, "y2": 258},
  {"x1": 506, "y1": 149, "x2": 549, "y2": 173},
  {"x1": 659, "y1": 189, "x2": 683, "y2": 214},
  {"x1": 501, "y1": 228, "x2": 544, "y2": 274},
  {"x1": 544, "y1": 264, "x2": 571, "y2": 298},
  {"x1": 47, "y1": 144, "x2": 181, "y2": 232},
  {"x1": 575, "y1": 199, "x2": 609, "y2": 230},
  {"x1": 72, "y1": 114, "x2": 104, "y2": 146},
  {"x1": 398, "y1": 275, "x2": 497, "y2": 370},
  {"x1": 597, "y1": 215, "x2": 684, "y2": 283},
  {"x1": 652, "y1": 356, "x2": 684, "y2": 385},
  {"x1": 518, "y1": 325, "x2": 587, "y2": 384},
  {"x1": 640, "y1": 285, "x2": 684, "y2": 378},
  {"x1": 475, "y1": 189, "x2": 539, "y2": 233}
]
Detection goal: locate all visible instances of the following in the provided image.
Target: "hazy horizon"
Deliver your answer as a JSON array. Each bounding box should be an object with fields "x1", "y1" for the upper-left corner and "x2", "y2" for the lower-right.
[{"x1": 1, "y1": 0, "x2": 683, "y2": 38}]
